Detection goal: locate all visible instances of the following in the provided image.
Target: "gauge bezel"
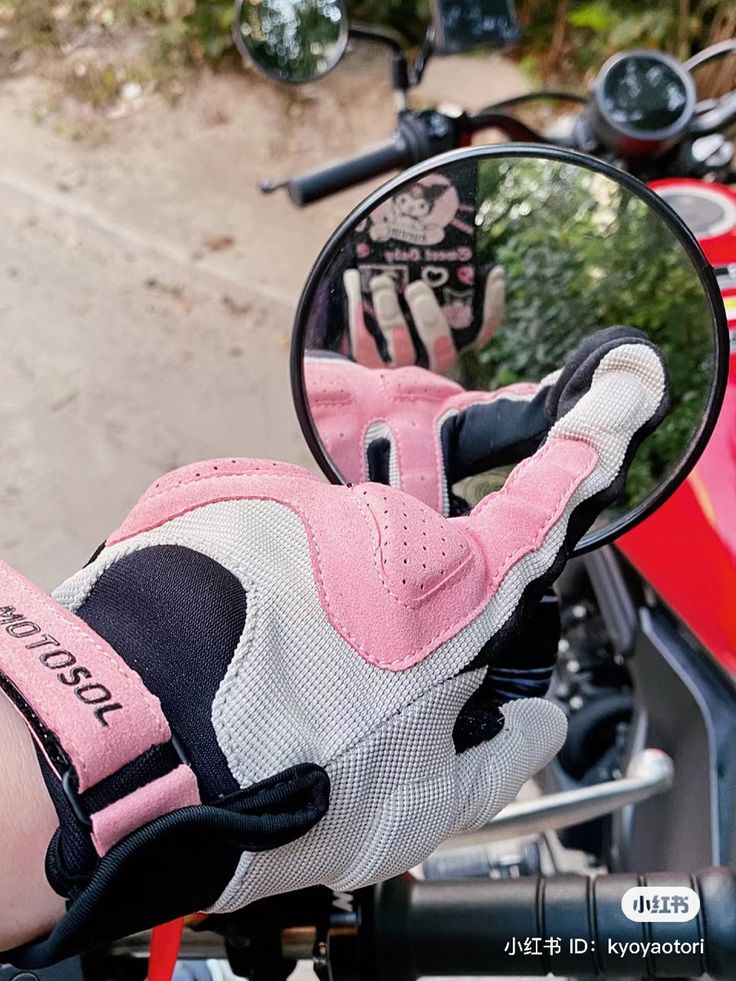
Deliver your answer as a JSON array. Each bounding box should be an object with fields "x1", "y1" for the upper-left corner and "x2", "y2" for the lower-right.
[{"x1": 593, "y1": 49, "x2": 696, "y2": 146}]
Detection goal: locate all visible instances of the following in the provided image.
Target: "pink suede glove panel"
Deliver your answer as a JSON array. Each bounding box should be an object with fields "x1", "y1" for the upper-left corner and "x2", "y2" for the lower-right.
[
  {"x1": 305, "y1": 356, "x2": 539, "y2": 513},
  {"x1": 107, "y1": 447, "x2": 595, "y2": 671}
]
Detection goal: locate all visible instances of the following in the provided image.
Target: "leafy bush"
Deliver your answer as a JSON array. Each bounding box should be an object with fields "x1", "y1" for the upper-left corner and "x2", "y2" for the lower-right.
[
  {"x1": 458, "y1": 157, "x2": 713, "y2": 513},
  {"x1": 515, "y1": 0, "x2": 736, "y2": 94}
]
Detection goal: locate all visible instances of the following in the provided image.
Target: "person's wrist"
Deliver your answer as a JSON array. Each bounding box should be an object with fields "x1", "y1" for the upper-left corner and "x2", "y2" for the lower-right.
[{"x1": 0, "y1": 688, "x2": 64, "y2": 950}]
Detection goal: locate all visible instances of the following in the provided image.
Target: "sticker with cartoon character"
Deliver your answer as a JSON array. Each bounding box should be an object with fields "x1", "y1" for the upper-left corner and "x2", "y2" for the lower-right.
[
  {"x1": 369, "y1": 179, "x2": 460, "y2": 245},
  {"x1": 349, "y1": 160, "x2": 483, "y2": 363}
]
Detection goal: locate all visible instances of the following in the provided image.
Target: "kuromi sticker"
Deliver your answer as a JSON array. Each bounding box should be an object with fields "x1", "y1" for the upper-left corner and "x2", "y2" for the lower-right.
[
  {"x1": 349, "y1": 161, "x2": 483, "y2": 362},
  {"x1": 369, "y1": 177, "x2": 460, "y2": 246}
]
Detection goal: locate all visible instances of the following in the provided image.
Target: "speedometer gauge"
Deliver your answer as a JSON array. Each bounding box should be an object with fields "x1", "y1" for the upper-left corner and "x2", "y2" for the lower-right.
[{"x1": 591, "y1": 51, "x2": 696, "y2": 158}]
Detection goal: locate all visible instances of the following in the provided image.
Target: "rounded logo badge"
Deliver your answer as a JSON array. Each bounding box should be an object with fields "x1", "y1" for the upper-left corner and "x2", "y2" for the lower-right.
[{"x1": 622, "y1": 886, "x2": 700, "y2": 923}]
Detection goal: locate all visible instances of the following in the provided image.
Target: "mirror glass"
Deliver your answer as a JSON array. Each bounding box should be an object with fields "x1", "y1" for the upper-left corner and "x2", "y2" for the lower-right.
[
  {"x1": 234, "y1": 0, "x2": 348, "y2": 84},
  {"x1": 293, "y1": 148, "x2": 727, "y2": 552}
]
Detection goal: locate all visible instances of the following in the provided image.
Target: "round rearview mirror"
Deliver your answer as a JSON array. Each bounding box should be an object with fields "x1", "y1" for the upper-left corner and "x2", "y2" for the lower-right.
[
  {"x1": 291, "y1": 146, "x2": 728, "y2": 555},
  {"x1": 233, "y1": 0, "x2": 348, "y2": 84}
]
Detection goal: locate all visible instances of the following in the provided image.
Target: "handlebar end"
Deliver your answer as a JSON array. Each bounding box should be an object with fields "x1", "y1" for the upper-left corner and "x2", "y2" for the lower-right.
[{"x1": 259, "y1": 179, "x2": 286, "y2": 195}]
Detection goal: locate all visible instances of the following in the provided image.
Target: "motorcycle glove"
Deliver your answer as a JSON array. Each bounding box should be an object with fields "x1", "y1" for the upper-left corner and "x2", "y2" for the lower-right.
[
  {"x1": 3, "y1": 329, "x2": 669, "y2": 968},
  {"x1": 305, "y1": 326, "x2": 649, "y2": 517},
  {"x1": 306, "y1": 350, "x2": 548, "y2": 515},
  {"x1": 344, "y1": 265, "x2": 505, "y2": 373}
]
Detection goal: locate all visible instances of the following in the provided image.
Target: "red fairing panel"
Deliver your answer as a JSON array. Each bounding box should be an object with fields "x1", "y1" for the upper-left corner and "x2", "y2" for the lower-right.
[{"x1": 618, "y1": 179, "x2": 736, "y2": 673}]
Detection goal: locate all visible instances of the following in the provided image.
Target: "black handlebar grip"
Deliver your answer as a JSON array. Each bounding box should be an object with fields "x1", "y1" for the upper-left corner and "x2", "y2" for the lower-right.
[
  {"x1": 286, "y1": 135, "x2": 412, "y2": 206},
  {"x1": 370, "y1": 868, "x2": 736, "y2": 979}
]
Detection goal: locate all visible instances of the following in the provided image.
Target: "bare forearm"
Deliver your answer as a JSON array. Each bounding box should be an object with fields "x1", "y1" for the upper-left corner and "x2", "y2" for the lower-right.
[{"x1": 0, "y1": 689, "x2": 64, "y2": 950}]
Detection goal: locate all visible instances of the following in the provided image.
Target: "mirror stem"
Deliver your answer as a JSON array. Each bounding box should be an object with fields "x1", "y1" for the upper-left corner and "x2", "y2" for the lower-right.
[
  {"x1": 410, "y1": 31, "x2": 434, "y2": 87},
  {"x1": 349, "y1": 23, "x2": 411, "y2": 98}
]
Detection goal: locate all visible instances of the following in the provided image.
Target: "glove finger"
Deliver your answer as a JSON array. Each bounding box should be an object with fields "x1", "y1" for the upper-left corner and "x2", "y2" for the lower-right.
[
  {"x1": 370, "y1": 274, "x2": 416, "y2": 367},
  {"x1": 344, "y1": 269, "x2": 384, "y2": 369},
  {"x1": 440, "y1": 328, "x2": 649, "y2": 484},
  {"x1": 546, "y1": 325, "x2": 654, "y2": 421},
  {"x1": 463, "y1": 339, "x2": 669, "y2": 620},
  {"x1": 473, "y1": 265, "x2": 506, "y2": 351},
  {"x1": 404, "y1": 280, "x2": 455, "y2": 373},
  {"x1": 444, "y1": 327, "x2": 658, "y2": 484},
  {"x1": 440, "y1": 383, "x2": 552, "y2": 486},
  {"x1": 451, "y1": 697, "x2": 567, "y2": 835}
]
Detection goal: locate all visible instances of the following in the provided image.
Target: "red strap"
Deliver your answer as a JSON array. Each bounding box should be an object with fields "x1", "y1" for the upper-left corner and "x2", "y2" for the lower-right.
[{"x1": 149, "y1": 919, "x2": 184, "y2": 981}]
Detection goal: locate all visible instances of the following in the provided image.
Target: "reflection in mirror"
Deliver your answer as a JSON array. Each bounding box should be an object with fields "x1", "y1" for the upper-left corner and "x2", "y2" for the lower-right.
[
  {"x1": 296, "y1": 152, "x2": 724, "y2": 551},
  {"x1": 234, "y1": 0, "x2": 347, "y2": 84}
]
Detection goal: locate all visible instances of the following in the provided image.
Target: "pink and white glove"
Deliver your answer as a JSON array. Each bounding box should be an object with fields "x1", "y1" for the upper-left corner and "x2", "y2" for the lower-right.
[
  {"x1": 305, "y1": 327, "x2": 650, "y2": 517},
  {"x1": 4, "y1": 331, "x2": 668, "y2": 968},
  {"x1": 306, "y1": 353, "x2": 550, "y2": 516}
]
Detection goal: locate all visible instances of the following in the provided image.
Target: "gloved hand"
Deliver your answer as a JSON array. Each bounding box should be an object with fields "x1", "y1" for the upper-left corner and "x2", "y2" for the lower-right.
[
  {"x1": 344, "y1": 265, "x2": 505, "y2": 373},
  {"x1": 306, "y1": 352, "x2": 550, "y2": 516},
  {"x1": 3, "y1": 330, "x2": 669, "y2": 969},
  {"x1": 342, "y1": 170, "x2": 505, "y2": 372},
  {"x1": 305, "y1": 327, "x2": 648, "y2": 517}
]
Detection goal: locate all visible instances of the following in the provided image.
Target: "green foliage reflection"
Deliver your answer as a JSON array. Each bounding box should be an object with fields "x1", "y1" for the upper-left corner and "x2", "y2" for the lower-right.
[
  {"x1": 238, "y1": 0, "x2": 344, "y2": 82},
  {"x1": 461, "y1": 158, "x2": 713, "y2": 513}
]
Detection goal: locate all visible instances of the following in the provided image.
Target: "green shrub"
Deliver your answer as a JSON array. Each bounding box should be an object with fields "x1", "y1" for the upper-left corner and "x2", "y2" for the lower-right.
[
  {"x1": 515, "y1": 0, "x2": 736, "y2": 91},
  {"x1": 459, "y1": 156, "x2": 713, "y2": 513}
]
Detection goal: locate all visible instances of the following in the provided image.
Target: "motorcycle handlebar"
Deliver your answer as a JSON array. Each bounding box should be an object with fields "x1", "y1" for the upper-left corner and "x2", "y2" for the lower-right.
[
  {"x1": 282, "y1": 134, "x2": 414, "y2": 206},
  {"x1": 690, "y1": 91, "x2": 736, "y2": 136},
  {"x1": 264, "y1": 86, "x2": 736, "y2": 208},
  {"x1": 361, "y1": 867, "x2": 736, "y2": 980}
]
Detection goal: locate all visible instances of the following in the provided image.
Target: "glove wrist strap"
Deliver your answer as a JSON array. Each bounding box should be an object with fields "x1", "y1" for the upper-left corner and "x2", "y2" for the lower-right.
[{"x1": 0, "y1": 560, "x2": 200, "y2": 858}]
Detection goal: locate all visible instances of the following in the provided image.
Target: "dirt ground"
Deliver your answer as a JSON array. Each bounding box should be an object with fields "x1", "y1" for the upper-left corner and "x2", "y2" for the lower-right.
[{"x1": 0, "y1": 44, "x2": 528, "y2": 589}]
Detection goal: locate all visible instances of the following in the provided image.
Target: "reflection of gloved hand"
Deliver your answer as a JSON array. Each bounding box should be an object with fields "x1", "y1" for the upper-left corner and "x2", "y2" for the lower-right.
[
  {"x1": 307, "y1": 327, "x2": 659, "y2": 516},
  {"x1": 306, "y1": 352, "x2": 546, "y2": 515},
  {"x1": 7, "y1": 327, "x2": 668, "y2": 968},
  {"x1": 345, "y1": 265, "x2": 505, "y2": 372}
]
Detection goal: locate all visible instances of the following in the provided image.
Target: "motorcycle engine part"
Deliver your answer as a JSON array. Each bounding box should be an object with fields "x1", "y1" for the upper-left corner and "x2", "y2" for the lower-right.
[
  {"x1": 558, "y1": 691, "x2": 634, "y2": 781},
  {"x1": 291, "y1": 144, "x2": 729, "y2": 555},
  {"x1": 589, "y1": 50, "x2": 696, "y2": 159}
]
